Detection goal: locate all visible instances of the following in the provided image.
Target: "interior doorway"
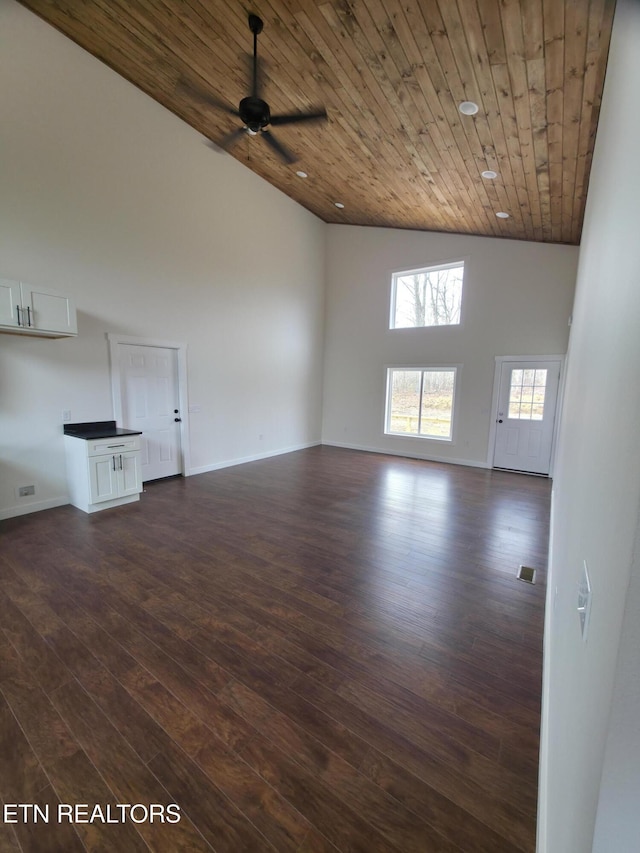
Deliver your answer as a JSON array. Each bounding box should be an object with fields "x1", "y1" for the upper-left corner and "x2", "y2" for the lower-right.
[
  {"x1": 490, "y1": 356, "x2": 563, "y2": 476},
  {"x1": 108, "y1": 334, "x2": 190, "y2": 481}
]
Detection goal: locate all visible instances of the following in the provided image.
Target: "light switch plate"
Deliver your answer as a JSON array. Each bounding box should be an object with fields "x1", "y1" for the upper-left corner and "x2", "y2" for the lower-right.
[{"x1": 578, "y1": 560, "x2": 592, "y2": 641}]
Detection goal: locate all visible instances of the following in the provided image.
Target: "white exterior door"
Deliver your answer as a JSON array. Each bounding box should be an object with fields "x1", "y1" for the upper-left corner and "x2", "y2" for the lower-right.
[
  {"x1": 118, "y1": 344, "x2": 182, "y2": 481},
  {"x1": 493, "y1": 360, "x2": 561, "y2": 475}
]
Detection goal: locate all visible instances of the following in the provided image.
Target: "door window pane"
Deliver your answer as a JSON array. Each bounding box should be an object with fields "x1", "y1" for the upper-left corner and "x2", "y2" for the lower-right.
[{"x1": 508, "y1": 368, "x2": 548, "y2": 420}]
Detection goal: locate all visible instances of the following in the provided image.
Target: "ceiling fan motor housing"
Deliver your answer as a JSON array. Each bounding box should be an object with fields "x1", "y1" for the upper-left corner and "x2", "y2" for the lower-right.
[{"x1": 239, "y1": 96, "x2": 271, "y2": 132}]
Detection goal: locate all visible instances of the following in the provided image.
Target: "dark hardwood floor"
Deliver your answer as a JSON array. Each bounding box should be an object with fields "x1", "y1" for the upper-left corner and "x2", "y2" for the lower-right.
[{"x1": 0, "y1": 446, "x2": 550, "y2": 852}]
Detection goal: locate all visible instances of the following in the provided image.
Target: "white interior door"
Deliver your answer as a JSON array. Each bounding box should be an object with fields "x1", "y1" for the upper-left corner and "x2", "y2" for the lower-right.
[
  {"x1": 493, "y1": 360, "x2": 561, "y2": 475},
  {"x1": 118, "y1": 344, "x2": 182, "y2": 481}
]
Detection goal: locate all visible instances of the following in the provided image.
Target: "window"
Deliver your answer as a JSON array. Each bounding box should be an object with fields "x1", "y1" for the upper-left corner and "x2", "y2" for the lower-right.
[
  {"x1": 508, "y1": 368, "x2": 548, "y2": 420},
  {"x1": 390, "y1": 261, "x2": 464, "y2": 329},
  {"x1": 385, "y1": 367, "x2": 457, "y2": 441}
]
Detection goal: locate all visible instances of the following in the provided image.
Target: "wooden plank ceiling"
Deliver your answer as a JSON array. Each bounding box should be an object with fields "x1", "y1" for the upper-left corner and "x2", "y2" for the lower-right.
[{"x1": 18, "y1": 0, "x2": 615, "y2": 245}]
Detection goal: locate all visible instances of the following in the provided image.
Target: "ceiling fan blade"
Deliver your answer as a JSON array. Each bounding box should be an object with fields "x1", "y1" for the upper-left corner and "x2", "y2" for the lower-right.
[
  {"x1": 177, "y1": 79, "x2": 239, "y2": 116},
  {"x1": 211, "y1": 126, "x2": 247, "y2": 152},
  {"x1": 270, "y1": 109, "x2": 328, "y2": 127},
  {"x1": 261, "y1": 130, "x2": 297, "y2": 164}
]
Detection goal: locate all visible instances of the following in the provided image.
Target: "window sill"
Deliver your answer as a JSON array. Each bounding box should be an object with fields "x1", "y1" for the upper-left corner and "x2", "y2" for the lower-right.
[{"x1": 384, "y1": 431, "x2": 454, "y2": 444}]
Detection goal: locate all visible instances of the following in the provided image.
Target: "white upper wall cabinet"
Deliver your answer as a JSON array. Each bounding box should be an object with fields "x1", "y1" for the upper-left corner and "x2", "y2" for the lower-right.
[{"x1": 0, "y1": 278, "x2": 77, "y2": 337}]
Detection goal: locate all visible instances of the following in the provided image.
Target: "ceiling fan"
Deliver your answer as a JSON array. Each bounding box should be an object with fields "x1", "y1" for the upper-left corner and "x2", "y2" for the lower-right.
[{"x1": 183, "y1": 13, "x2": 327, "y2": 164}]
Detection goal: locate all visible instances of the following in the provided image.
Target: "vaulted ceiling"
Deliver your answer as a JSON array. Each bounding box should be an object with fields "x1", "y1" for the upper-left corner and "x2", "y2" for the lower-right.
[{"x1": 19, "y1": 0, "x2": 615, "y2": 245}]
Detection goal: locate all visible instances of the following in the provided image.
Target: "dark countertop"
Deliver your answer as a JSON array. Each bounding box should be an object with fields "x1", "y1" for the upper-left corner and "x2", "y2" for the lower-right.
[{"x1": 63, "y1": 420, "x2": 142, "y2": 440}]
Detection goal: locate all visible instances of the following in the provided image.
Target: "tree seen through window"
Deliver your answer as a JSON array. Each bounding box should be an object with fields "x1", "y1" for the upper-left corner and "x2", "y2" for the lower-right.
[{"x1": 392, "y1": 262, "x2": 464, "y2": 328}]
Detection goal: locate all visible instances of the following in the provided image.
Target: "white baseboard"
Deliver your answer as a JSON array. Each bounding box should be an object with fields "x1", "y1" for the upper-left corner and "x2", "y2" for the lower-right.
[
  {"x1": 187, "y1": 441, "x2": 322, "y2": 477},
  {"x1": 321, "y1": 440, "x2": 489, "y2": 469},
  {"x1": 0, "y1": 496, "x2": 69, "y2": 520}
]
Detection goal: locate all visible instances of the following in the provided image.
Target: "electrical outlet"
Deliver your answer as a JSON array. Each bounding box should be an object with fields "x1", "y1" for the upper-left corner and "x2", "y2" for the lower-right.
[
  {"x1": 62, "y1": 409, "x2": 72, "y2": 422},
  {"x1": 578, "y1": 560, "x2": 592, "y2": 641}
]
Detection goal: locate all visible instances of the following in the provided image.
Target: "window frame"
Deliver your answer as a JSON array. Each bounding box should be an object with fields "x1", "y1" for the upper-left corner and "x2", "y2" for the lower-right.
[
  {"x1": 389, "y1": 259, "x2": 466, "y2": 331},
  {"x1": 384, "y1": 365, "x2": 460, "y2": 443}
]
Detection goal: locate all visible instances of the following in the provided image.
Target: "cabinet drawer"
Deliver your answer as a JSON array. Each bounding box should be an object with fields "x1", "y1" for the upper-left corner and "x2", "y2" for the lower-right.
[{"x1": 86, "y1": 436, "x2": 141, "y2": 456}]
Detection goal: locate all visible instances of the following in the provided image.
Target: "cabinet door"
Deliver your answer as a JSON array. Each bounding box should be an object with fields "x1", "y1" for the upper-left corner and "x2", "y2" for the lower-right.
[
  {"x1": 118, "y1": 451, "x2": 142, "y2": 497},
  {"x1": 89, "y1": 455, "x2": 119, "y2": 503},
  {"x1": 0, "y1": 279, "x2": 21, "y2": 328},
  {"x1": 21, "y1": 282, "x2": 78, "y2": 335}
]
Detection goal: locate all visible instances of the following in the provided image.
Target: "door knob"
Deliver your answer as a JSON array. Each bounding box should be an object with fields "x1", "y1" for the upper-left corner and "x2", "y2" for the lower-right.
[
  {"x1": 174, "y1": 417, "x2": 182, "y2": 422},
  {"x1": 498, "y1": 419, "x2": 503, "y2": 423}
]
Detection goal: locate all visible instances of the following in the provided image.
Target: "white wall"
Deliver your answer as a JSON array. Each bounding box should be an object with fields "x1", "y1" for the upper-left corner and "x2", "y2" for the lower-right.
[
  {"x1": 593, "y1": 522, "x2": 640, "y2": 853},
  {"x1": 0, "y1": 0, "x2": 326, "y2": 518},
  {"x1": 538, "y1": 1, "x2": 640, "y2": 851},
  {"x1": 322, "y1": 225, "x2": 577, "y2": 465}
]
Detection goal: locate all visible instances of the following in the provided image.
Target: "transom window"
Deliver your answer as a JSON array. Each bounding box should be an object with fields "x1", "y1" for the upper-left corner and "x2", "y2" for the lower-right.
[
  {"x1": 385, "y1": 367, "x2": 457, "y2": 441},
  {"x1": 508, "y1": 368, "x2": 548, "y2": 420},
  {"x1": 390, "y1": 261, "x2": 464, "y2": 329}
]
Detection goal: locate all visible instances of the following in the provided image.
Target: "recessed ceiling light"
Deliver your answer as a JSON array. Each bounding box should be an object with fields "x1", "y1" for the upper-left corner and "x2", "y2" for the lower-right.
[
  {"x1": 459, "y1": 101, "x2": 479, "y2": 116},
  {"x1": 496, "y1": 211, "x2": 510, "y2": 219},
  {"x1": 296, "y1": 170, "x2": 308, "y2": 178},
  {"x1": 334, "y1": 202, "x2": 345, "y2": 209},
  {"x1": 482, "y1": 170, "x2": 498, "y2": 180}
]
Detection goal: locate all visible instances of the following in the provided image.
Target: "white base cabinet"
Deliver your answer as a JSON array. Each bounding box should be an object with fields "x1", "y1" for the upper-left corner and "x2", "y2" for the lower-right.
[
  {"x1": 0, "y1": 278, "x2": 77, "y2": 337},
  {"x1": 65, "y1": 434, "x2": 142, "y2": 513}
]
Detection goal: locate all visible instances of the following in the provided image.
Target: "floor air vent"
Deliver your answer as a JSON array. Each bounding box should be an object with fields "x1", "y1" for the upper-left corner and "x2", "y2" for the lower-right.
[{"x1": 517, "y1": 565, "x2": 536, "y2": 584}]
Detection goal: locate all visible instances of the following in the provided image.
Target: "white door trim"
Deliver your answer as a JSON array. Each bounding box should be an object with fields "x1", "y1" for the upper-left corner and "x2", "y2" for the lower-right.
[
  {"x1": 107, "y1": 333, "x2": 191, "y2": 477},
  {"x1": 487, "y1": 354, "x2": 565, "y2": 476}
]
